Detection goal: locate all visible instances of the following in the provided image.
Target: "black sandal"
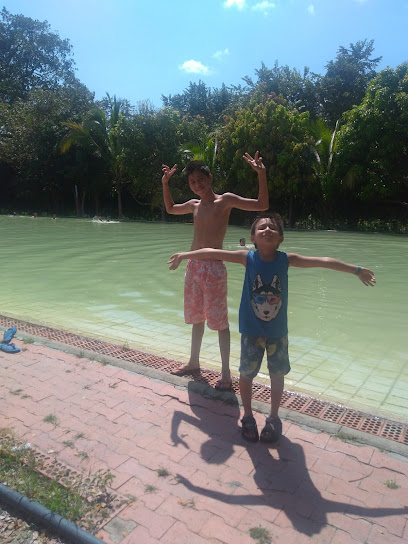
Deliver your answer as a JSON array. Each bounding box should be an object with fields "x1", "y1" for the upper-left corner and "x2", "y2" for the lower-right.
[
  {"x1": 260, "y1": 417, "x2": 282, "y2": 444},
  {"x1": 241, "y1": 416, "x2": 259, "y2": 442}
]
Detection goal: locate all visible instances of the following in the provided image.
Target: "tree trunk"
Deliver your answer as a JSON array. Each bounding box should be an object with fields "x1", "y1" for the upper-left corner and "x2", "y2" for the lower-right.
[
  {"x1": 288, "y1": 194, "x2": 293, "y2": 228},
  {"x1": 94, "y1": 193, "x2": 100, "y2": 215},
  {"x1": 74, "y1": 185, "x2": 80, "y2": 217},
  {"x1": 117, "y1": 188, "x2": 124, "y2": 219},
  {"x1": 81, "y1": 190, "x2": 86, "y2": 217}
]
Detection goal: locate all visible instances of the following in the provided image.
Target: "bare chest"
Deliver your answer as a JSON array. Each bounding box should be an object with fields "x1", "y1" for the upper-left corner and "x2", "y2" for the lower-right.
[{"x1": 193, "y1": 199, "x2": 229, "y2": 224}]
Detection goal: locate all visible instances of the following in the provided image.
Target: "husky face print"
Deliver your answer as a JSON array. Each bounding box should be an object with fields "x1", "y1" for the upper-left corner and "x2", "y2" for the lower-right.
[{"x1": 251, "y1": 274, "x2": 282, "y2": 322}]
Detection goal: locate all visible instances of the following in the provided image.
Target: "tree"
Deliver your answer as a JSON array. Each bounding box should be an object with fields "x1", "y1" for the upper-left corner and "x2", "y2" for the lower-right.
[
  {"x1": 243, "y1": 61, "x2": 320, "y2": 118},
  {"x1": 319, "y1": 39, "x2": 382, "y2": 127},
  {"x1": 162, "y1": 81, "x2": 244, "y2": 129},
  {"x1": 0, "y1": 7, "x2": 75, "y2": 103},
  {"x1": 308, "y1": 118, "x2": 339, "y2": 224},
  {"x1": 61, "y1": 95, "x2": 133, "y2": 218},
  {"x1": 334, "y1": 64, "x2": 408, "y2": 211},
  {"x1": 218, "y1": 94, "x2": 319, "y2": 225},
  {"x1": 0, "y1": 83, "x2": 94, "y2": 213},
  {"x1": 127, "y1": 105, "x2": 184, "y2": 213}
]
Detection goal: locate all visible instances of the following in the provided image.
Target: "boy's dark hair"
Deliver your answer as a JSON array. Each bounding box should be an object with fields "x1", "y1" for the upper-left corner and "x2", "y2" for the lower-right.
[
  {"x1": 184, "y1": 161, "x2": 211, "y2": 181},
  {"x1": 251, "y1": 212, "x2": 284, "y2": 236}
]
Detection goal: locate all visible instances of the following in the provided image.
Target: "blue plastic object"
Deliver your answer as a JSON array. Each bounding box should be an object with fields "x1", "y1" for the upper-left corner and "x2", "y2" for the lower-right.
[
  {"x1": 2, "y1": 326, "x2": 17, "y2": 344},
  {"x1": 0, "y1": 342, "x2": 20, "y2": 354}
]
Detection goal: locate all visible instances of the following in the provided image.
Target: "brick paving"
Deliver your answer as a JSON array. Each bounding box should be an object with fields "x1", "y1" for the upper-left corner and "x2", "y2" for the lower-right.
[{"x1": 0, "y1": 341, "x2": 407, "y2": 544}]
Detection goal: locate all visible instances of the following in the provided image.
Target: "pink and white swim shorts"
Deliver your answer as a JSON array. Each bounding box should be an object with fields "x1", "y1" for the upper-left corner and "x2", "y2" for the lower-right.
[{"x1": 184, "y1": 259, "x2": 229, "y2": 331}]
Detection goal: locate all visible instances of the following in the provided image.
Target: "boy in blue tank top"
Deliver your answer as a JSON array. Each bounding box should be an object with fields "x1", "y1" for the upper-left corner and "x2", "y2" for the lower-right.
[{"x1": 168, "y1": 213, "x2": 376, "y2": 444}]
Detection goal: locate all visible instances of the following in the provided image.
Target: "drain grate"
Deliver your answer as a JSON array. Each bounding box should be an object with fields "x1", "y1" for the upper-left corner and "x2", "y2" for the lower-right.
[{"x1": 1, "y1": 314, "x2": 407, "y2": 446}]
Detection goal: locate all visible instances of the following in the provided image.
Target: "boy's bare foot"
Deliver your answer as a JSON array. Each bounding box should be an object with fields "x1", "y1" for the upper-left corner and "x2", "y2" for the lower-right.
[
  {"x1": 171, "y1": 364, "x2": 200, "y2": 376},
  {"x1": 214, "y1": 378, "x2": 233, "y2": 391}
]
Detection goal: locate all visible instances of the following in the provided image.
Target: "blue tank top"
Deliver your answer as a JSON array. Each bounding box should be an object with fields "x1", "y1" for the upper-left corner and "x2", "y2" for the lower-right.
[{"x1": 239, "y1": 250, "x2": 289, "y2": 338}]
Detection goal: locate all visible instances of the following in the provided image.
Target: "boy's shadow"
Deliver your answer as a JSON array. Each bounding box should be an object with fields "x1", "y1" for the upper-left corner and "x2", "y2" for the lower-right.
[
  {"x1": 171, "y1": 381, "x2": 240, "y2": 464},
  {"x1": 171, "y1": 383, "x2": 408, "y2": 537}
]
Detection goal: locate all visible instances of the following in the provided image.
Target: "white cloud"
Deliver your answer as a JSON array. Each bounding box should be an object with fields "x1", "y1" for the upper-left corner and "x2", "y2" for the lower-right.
[
  {"x1": 213, "y1": 48, "x2": 230, "y2": 60},
  {"x1": 224, "y1": 0, "x2": 245, "y2": 9},
  {"x1": 252, "y1": 1, "x2": 276, "y2": 15},
  {"x1": 179, "y1": 60, "x2": 210, "y2": 75},
  {"x1": 307, "y1": 4, "x2": 315, "y2": 15}
]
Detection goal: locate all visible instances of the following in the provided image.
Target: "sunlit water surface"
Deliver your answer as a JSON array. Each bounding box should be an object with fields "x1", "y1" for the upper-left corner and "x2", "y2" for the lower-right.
[{"x1": 1, "y1": 216, "x2": 407, "y2": 421}]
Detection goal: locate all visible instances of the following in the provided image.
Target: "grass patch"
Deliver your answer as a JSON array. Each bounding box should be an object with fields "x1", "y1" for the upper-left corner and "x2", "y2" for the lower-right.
[
  {"x1": 227, "y1": 480, "x2": 243, "y2": 488},
  {"x1": 144, "y1": 484, "x2": 157, "y2": 494},
  {"x1": 0, "y1": 433, "x2": 117, "y2": 532},
  {"x1": 249, "y1": 526, "x2": 272, "y2": 544},
  {"x1": 43, "y1": 414, "x2": 59, "y2": 426},
  {"x1": 10, "y1": 389, "x2": 23, "y2": 396},
  {"x1": 385, "y1": 479, "x2": 400, "y2": 489},
  {"x1": 22, "y1": 337, "x2": 35, "y2": 344},
  {"x1": 0, "y1": 433, "x2": 116, "y2": 530},
  {"x1": 157, "y1": 467, "x2": 170, "y2": 478},
  {"x1": 334, "y1": 431, "x2": 357, "y2": 443},
  {"x1": 78, "y1": 451, "x2": 89, "y2": 460}
]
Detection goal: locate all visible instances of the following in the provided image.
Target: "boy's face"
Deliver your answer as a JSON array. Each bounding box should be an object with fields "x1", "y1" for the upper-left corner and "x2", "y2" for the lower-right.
[
  {"x1": 251, "y1": 218, "x2": 284, "y2": 249},
  {"x1": 188, "y1": 170, "x2": 212, "y2": 196}
]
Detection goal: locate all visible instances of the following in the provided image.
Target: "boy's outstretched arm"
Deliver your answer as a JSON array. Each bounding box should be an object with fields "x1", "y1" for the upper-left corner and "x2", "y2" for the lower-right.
[
  {"x1": 161, "y1": 164, "x2": 195, "y2": 215},
  {"x1": 224, "y1": 151, "x2": 269, "y2": 212},
  {"x1": 288, "y1": 254, "x2": 376, "y2": 286},
  {"x1": 168, "y1": 249, "x2": 247, "y2": 270}
]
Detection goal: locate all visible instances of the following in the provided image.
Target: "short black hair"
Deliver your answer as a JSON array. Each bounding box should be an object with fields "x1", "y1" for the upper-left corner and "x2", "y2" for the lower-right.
[
  {"x1": 251, "y1": 212, "x2": 284, "y2": 236},
  {"x1": 184, "y1": 161, "x2": 211, "y2": 181}
]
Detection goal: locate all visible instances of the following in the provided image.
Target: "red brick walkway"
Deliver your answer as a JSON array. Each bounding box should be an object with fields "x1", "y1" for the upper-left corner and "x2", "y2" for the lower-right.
[{"x1": 1, "y1": 342, "x2": 407, "y2": 543}]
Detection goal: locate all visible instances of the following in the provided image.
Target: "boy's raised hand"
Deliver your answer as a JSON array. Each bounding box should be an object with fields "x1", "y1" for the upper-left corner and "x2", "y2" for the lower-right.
[
  {"x1": 243, "y1": 151, "x2": 265, "y2": 172},
  {"x1": 358, "y1": 267, "x2": 376, "y2": 286},
  {"x1": 168, "y1": 253, "x2": 184, "y2": 270},
  {"x1": 162, "y1": 164, "x2": 177, "y2": 184}
]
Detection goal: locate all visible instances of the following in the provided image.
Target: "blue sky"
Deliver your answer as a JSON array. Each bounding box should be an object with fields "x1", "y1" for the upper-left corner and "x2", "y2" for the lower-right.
[{"x1": 3, "y1": 0, "x2": 408, "y2": 108}]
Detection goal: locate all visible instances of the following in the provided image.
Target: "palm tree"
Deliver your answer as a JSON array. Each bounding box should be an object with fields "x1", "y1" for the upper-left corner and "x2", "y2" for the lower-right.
[
  {"x1": 309, "y1": 118, "x2": 339, "y2": 225},
  {"x1": 61, "y1": 94, "x2": 129, "y2": 218}
]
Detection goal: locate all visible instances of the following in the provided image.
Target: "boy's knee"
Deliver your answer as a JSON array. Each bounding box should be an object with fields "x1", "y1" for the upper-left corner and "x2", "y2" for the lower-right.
[
  {"x1": 239, "y1": 372, "x2": 253, "y2": 384},
  {"x1": 269, "y1": 372, "x2": 284, "y2": 390}
]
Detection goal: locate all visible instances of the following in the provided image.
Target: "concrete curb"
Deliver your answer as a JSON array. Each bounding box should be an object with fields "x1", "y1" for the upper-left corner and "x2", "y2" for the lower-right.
[{"x1": 0, "y1": 483, "x2": 105, "y2": 544}]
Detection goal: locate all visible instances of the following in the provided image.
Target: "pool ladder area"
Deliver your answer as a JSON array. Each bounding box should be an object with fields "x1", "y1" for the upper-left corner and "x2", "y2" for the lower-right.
[{"x1": 1, "y1": 314, "x2": 407, "y2": 447}]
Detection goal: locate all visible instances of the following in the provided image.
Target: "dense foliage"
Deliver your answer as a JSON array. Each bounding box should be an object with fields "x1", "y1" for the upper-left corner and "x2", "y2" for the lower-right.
[{"x1": 0, "y1": 7, "x2": 407, "y2": 231}]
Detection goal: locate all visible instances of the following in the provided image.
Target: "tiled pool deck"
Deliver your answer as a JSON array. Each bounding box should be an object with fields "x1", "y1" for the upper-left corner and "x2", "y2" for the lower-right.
[
  {"x1": 1, "y1": 314, "x2": 407, "y2": 448},
  {"x1": 1, "y1": 318, "x2": 408, "y2": 543}
]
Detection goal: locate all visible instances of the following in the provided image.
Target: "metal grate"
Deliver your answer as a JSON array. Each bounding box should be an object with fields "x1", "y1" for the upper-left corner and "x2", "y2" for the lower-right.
[{"x1": 1, "y1": 314, "x2": 407, "y2": 446}]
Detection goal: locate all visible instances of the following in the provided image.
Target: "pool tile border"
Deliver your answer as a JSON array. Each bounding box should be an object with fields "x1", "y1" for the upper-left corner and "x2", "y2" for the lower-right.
[{"x1": 1, "y1": 314, "x2": 407, "y2": 447}]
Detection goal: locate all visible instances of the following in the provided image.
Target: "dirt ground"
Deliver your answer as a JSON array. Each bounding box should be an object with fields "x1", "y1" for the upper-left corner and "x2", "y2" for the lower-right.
[{"x1": 0, "y1": 503, "x2": 66, "y2": 544}]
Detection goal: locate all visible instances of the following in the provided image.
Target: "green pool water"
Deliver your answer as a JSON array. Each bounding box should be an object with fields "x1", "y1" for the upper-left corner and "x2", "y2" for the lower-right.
[{"x1": 2, "y1": 215, "x2": 407, "y2": 421}]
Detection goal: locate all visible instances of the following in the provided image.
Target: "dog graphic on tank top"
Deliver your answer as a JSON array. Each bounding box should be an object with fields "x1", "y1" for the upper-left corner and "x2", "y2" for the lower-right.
[{"x1": 251, "y1": 274, "x2": 282, "y2": 322}]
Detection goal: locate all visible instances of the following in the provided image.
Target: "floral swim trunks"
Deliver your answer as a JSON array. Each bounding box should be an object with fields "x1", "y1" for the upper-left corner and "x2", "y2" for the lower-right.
[
  {"x1": 239, "y1": 335, "x2": 291, "y2": 379},
  {"x1": 184, "y1": 259, "x2": 229, "y2": 331}
]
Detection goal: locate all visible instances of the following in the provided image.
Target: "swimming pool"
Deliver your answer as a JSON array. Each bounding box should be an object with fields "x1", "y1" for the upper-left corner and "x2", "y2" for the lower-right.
[{"x1": 2, "y1": 215, "x2": 407, "y2": 421}]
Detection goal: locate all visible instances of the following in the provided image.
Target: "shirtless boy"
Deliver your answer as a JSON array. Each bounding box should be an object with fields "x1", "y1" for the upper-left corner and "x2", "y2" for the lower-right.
[{"x1": 161, "y1": 152, "x2": 269, "y2": 390}]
